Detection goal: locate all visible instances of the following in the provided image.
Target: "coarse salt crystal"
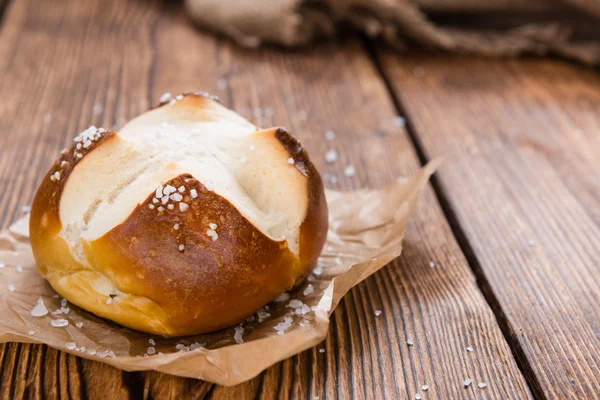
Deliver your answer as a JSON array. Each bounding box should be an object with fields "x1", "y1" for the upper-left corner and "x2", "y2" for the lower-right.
[
  {"x1": 155, "y1": 185, "x2": 163, "y2": 198},
  {"x1": 16, "y1": 265, "x2": 23, "y2": 272},
  {"x1": 300, "y1": 304, "x2": 311, "y2": 315},
  {"x1": 65, "y1": 342, "x2": 76, "y2": 350},
  {"x1": 86, "y1": 349, "x2": 96, "y2": 355},
  {"x1": 149, "y1": 338, "x2": 156, "y2": 345},
  {"x1": 274, "y1": 293, "x2": 290, "y2": 302},
  {"x1": 173, "y1": 224, "x2": 179, "y2": 230},
  {"x1": 429, "y1": 261, "x2": 436, "y2": 268},
  {"x1": 167, "y1": 204, "x2": 174, "y2": 210},
  {"x1": 148, "y1": 204, "x2": 155, "y2": 210},
  {"x1": 7, "y1": 284, "x2": 15, "y2": 292},
  {"x1": 164, "y1": 185, "x2": 176, "y2": 195},
  {"x1": 205, "y1": 181, "x2": 214, "y2": 191},
  {"x1": 319, "y1": 349, "x2": 325, "y2": 353},
  {"x1": 147, "y1": 347, "x2": 156, "y2": 355},
  {"x1": 97, "y1": 350, "x2": 109, "y2": 358},
  {"x1": 22, "y1": 205, "x2": 31, "y2": 213},
  {"x1": 288, "y1": 299, "x2": 303, "y2": 309},
  {"x1": 159, "y1": 92, "x2": 172, "y2": 103},
  {"x1": 179, "y1": 203, "x2": 189, "y2": 212},
  {"x1": 211, "y1": 233, "x2": 219, "y2": 241},
  {"x1": 152, "y1": 198, "x2": 159, "y2": 204},
  {"x1": 343, "y1": 165, "x2": 356, "y2": 177},
  {"x1": 209, "y1": 223, "x2": 217, "y2": 230},
  {"x1": 466, "y1": 346, "x2": 473, "y2": 352},
  {"x1": 257, "y1": 310, "x2": 271, "y2": 323},
  {"x1": 313, "y1": 266, "x2": 323, "y2": 275},
  {"x1": 407, "y1": 340, "x2": 414, "y2": 346},
  {"x1": 79, "y1": 347, "x2": 87, "y2": 352},
  {"x1": 422, "y1": 385, "x2": 429, "y2": 391},
  {"x1": 175, "y1": 344, "x2": 186, "y2": 350},
  {"x1": 324, "y1": 149, "x2": 338, "y2": 163},
  {"x1": 31, "y1": 298, "x2": 49, "y2": 317},
  {"x1": 394, "y1": 116, "x2": 406, "y2": 127},
  {"x1": 415, "y1": 394, "x2": 421, "y2": 400},
  {"x1": 190, "y1": 189, "x2": 198, "y2": 199},
  {"x1": 234, "y1": 326, "x2": 244, "y2": 344},
  {"x1": 157, "y1": 206, "x2": 165, "y2": 212},
  {"x1": 106, "y1": 297, "x2": 112, "y2": 305},
  {"x1": 162, "y1": 196, "x2": 169, "y2": 205},
  {"x1": 28, "y1": 330, "x2": 35, "y2": 336},
  {"x1": 178, "y1": 186, "x2": 185, "y2": 193},
  {"x1": 51, "y1": 319, "x2": 69, "y2": 327},
  {"x1": 179, "y1": 244, "x2": 185, "y2": 251},
  {"x1": 375, "y1": 310, "x2": 382, "y2": 316},
  {"x1": 464, "y1": 379, "x2": 472, "y2": 387},
  {"x1": 287, "y1": 157, "x2": 295, "y2": 164},
  {"x1": 76, "y1": 322, "x2": 83, "y2": 328},
  {"x1": 176, "y1": 94, "x2": 184, "y2": 101},
  {"x1": 207, "y1": 229, "x2": 216, "y2": 237},
  {"x1": 76, "y1": 153, "x2": 83, "y2": 158},
  {"x1": 190, "y1": 342, "x2": 204, "y2": 350},
  {"x1": 170, "y1": 193, "x2": 183, "y2": 202},
  {"x1": 478, "y1": 383, "x2": 487, "y2": 389},
  {"x1": 303, "y1": 284, "x2": 314, "y2": 296}
]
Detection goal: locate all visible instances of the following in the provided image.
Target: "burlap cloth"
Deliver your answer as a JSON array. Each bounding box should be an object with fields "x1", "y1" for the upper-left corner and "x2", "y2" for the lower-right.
[{"x1": 185, "y1": 0, "x2": 600, "y2": 65}]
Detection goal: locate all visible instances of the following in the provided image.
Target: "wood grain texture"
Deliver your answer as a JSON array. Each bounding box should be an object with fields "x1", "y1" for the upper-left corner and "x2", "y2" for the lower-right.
[
  {"x1": 377, "y1": 52, "x2": 600, "y2": 399},
  {"x1": 0, "y1": 0, "x2": 531, "y2": 398}
]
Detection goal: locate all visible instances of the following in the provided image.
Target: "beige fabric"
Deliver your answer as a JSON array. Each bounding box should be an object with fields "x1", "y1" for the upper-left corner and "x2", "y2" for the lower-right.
[{"x1": 185, "y1": 0, "x2": 600, "y2": 65}]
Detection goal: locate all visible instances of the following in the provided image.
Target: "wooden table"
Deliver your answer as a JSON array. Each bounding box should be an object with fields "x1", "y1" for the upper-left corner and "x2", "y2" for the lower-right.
[{"x1": 1, "y1": 1, "x2": 599, "y2": 399}]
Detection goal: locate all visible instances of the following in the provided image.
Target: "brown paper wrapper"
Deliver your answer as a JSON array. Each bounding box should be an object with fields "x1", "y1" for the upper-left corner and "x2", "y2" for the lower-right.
[{"x1": 0, "y1": 160, "x2": 438, "y2": 386}]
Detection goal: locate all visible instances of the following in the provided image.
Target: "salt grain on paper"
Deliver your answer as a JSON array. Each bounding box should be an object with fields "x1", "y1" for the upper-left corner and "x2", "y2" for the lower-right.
[
  {"x1": 422, "y1": 385, "x2": 429, "y2": 391},
  {"x1": 478, "y1": 383, "x2": 487, "y2": 389},
  {"x1": 274, "y1": 316, "x2": 294, "y2": 335},
  {"x1": 7, "y1": 284, "x2": 15, "y2": 292},
  {"x1": 51, "y1": 319, "x2": 69, "y2": 328},
  {"x1": 288, "y1": 299, "x2": 303, "y2": 309},
  {"x1": 415, "y1": 394, "x2": 422, "y2": 400},
  {"x1": 374, "y1": 310, "x2": 382, "y2": 316},
  {"x1": 407, "y1": 340, "x2": 414, "y2": 346},
  {"x1": 31, "y1": 298, "x2": 49, "y2": 317},
  {"x1": 463, "y1": 379, "x2": 473, "y2": 388},
  {"x1": 28, "y1": 330, "x2": 35, "y2": 336},
  {"x1": 65, "y1": 342, "x2": 77, "y2": 350},
  {"x1": 303, "y1": 284, "x2": 314, "y2": 296},
  {"x1": 466, "y1": 346, "x2": 473, "y2": 352},
  {"x1": 313, "y1": 266, "x2": 323, "y2": 276},
  {"x1": 234, "y1": 326, "x2": 244, "y2": 344}
]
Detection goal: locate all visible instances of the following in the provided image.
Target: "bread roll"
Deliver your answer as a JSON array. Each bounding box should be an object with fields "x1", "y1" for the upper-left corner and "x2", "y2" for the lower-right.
[{"x1": 29, "y1": 93, "x2": 328, "y2": 336}]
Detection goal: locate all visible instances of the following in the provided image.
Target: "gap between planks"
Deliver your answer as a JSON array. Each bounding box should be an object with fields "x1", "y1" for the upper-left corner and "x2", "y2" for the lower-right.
[{"x1": 362, "y1": 39, "x2": 547, "y2": 400}]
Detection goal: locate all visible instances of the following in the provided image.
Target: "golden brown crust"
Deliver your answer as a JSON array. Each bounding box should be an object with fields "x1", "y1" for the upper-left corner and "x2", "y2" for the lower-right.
[
  {"x1": 29, "y1": 95, "x2": 328, "y2": 337},
  {"x1": 30, "y1": 129, "x2": 116, "y2": 277},
  {"x1": 88, "y1": 174, "x2": 301, "y2": 335},
  {"x1": 275, "y1": 127, "x2": 328, "y2": 273}
]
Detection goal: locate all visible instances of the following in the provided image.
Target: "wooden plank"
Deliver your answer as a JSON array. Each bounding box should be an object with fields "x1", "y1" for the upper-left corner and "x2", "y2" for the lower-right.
[
  {"x1": 377, "y1": 52, "x2": 600, "y2": 398},
  {"x1": 0, "y1": 0, "x2": 531, "y2": 398}
]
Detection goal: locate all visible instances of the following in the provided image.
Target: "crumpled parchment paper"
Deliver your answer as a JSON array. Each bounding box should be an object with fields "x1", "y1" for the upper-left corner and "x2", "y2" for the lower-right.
[{"x1": 0, "y1": 160, "x2": 438, "y2": 386}]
